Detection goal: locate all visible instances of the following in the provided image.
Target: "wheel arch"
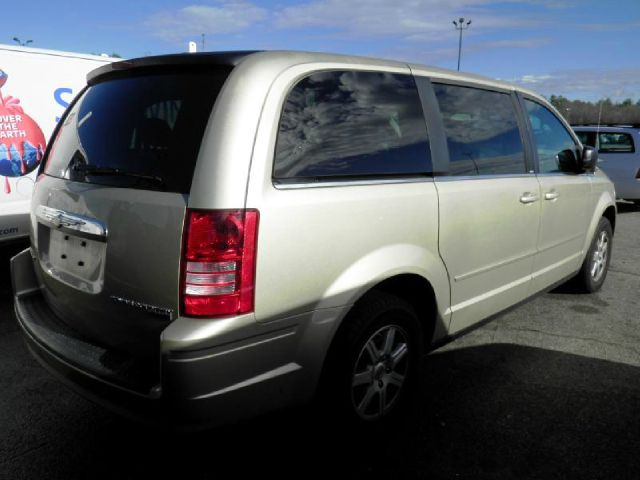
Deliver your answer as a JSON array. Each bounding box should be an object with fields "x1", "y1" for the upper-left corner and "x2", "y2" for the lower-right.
[
  {"x1": 325, "y1": 273, "x2": 444, "y2": 363},
  {"x1": 581, "y1": 192, "x2": 616, "y2": 260},
  {"x1": 602, "y1": 205, "x2": 616, "y2": 234}
]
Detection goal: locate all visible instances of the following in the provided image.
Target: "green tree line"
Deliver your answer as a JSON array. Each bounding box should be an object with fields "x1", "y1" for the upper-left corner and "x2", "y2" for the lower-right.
[{"x1": 549, "y1": 95, "x2": 640, "y2": 125}]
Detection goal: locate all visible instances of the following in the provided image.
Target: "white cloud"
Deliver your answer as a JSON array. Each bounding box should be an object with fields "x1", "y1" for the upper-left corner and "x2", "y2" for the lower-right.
[
  {"x1": 377, "y1": 36, "x2": 550, "y2": 65},
  {"x1": 143, "y1": 0, "x2": 558, "y2": 47},
  {"x1": 274, "y1": 0, "x2": 544, "y2": 40},
  {"x1": 145, "y1": 2, "x2": 267, "y2": 41},
  {"x1": 517, "y1": 74, "x2": 554, "y2": 83},
  {"x1": 143, "y1": 0, "x2": 554, "y2": 44},
  {"x1": 510, "y1": 69, "x2": 640, "y2": 101},
  {"x1": 579, "y1": 21, "x2": 640, "y2": 32},
  {"x1": 475, "y1": 38, "x2": 551, "y2": 49}
]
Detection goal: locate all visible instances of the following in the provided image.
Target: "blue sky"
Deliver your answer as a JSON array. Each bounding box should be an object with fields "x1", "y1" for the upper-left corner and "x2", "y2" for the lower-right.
[{"x1": 4, "y1": 0, "x2": 639, "y2": 101}]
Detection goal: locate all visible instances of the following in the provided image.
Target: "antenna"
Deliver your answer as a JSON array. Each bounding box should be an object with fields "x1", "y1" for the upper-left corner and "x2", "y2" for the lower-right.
[{"x1": 596, "y1": 100, "x2": 603, "y2": 148}]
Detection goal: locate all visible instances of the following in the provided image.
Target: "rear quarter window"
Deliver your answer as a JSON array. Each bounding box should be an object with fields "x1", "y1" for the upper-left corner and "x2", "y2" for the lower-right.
[{"x1": 274, "y1": 70, "x2": 431, "y2": 181}]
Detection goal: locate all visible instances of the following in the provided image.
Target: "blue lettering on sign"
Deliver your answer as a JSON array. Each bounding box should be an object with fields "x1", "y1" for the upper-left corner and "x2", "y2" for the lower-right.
[{"x1": 54, "y1": 87, "x2": 74, "y2": 122}]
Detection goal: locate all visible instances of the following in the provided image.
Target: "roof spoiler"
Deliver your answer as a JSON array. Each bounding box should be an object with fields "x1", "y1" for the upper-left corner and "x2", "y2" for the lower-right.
[{"x1": 87, "y1": 51, "x2": 259, "y2": 85}]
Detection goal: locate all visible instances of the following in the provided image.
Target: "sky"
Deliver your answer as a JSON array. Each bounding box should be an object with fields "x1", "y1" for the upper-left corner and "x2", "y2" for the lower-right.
[{"x1": 3, "y1": 0, "x2": 639, "y2": 102}]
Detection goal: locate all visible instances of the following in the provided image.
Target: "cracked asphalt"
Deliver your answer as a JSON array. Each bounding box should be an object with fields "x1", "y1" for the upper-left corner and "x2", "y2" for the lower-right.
[{"x1": 1, "y1": 203, "x2": 639, "y2": 479}]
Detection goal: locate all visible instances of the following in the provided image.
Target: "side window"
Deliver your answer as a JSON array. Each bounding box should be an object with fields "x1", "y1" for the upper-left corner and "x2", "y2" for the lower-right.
[
  {"x1": 575, "y1": 131, "x2": 597, "y2": 148},
  {"x1": 433, "y1": 83, "x2": 525, "y2": 176},
  {"x1": 524, "y1": 99, "x2": 579, "y2": 174},
  {"x1": 598, "y1": 132, "x2": 635, "y2": 153},
  {"x1": 274, "y1": 71, "x2": 431, "y2": 180}
]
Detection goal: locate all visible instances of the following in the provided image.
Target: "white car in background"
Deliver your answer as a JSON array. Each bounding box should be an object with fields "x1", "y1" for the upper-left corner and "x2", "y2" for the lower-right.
[{"x1": 0, "y1": 44, "x2": 116, "y2": 244}]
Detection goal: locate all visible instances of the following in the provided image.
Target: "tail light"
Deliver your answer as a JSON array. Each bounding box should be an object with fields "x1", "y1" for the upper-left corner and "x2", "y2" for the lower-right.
[{"x1": 181, "y1": 209, "x2": 259, "y2": 317}]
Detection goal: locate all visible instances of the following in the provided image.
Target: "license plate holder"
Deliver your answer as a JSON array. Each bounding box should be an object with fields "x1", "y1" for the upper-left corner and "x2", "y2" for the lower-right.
[{"x1": 39, "y1": 226, "x2": 106, "y2": 294}]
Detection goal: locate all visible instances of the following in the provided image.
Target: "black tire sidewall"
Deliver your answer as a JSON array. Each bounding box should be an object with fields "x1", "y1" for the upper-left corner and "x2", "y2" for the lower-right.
[{"x1": 323, "y1": 293, "x2": 422, "y2": 425}]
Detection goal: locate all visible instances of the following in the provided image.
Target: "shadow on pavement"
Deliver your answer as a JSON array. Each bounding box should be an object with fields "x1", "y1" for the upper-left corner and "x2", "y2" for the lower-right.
[
  {"x1": 0, "y1": 241, "x2": 28, "y2": 294},
  {"x1": 2, "y1": 342, "x2": 638, "y2": 479},
  {"x1": 616, "y1": 201, "x2": 639, "y2": 215}
]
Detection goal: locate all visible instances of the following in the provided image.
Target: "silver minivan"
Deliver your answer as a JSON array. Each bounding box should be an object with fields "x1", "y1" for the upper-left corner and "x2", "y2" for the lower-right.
[
  {"x1": 11, "y1": 51, "x2": 616, "y2": 428},
  {"x1": 573, "y1": 125, "x2": 640, "y2": 204}
]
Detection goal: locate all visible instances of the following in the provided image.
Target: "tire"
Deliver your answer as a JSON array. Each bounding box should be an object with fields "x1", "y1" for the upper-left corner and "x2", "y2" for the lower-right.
[
  {"x1": 575, "y1": 217, "x2": 613, "y2": 293},
  {"x1": 320, "y1": 292, "x2": 421, "y2": 425}
]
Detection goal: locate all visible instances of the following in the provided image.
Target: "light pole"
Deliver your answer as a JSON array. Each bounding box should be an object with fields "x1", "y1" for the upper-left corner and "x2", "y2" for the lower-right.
[
  {"x1": 452, "y1": 17, "x2": 471, "y2": 71},
  {"x1": 12, "y1": 37, "x2": 33, "y2": 47}
]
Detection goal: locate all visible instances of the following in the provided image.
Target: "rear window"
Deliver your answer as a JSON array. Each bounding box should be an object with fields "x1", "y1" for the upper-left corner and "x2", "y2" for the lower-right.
[
  {"x1": 274, "y1": 70, "x2": 431, "y2": 181},
  {"x1": 44, "y1": 70, "x2": 230, "y2": 193},
  {"x1": 598, "y1": 132, "x2": 635, "y2": 153},
  {"x1": 575, "y1": 130, "x2": 636, "y2": 153}
]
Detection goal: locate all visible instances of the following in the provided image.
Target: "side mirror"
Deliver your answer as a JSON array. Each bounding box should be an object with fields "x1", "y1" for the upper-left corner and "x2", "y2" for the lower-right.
[
  {"x1": 557, "y1": 149, "x2": 578, "y2": 172},
  {"x1": 580, "y1": 145, "x2": 598, "y2": 172}
]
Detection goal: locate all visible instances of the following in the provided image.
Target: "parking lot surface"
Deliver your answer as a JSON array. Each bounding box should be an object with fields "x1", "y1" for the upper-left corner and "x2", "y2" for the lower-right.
[{"x1": 1, "y1": 203, "x2": 639, "y2": 479}]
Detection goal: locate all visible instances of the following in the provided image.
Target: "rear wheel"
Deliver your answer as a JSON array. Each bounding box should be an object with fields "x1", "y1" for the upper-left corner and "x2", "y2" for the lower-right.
[
  {"x1": 321, "y1": 292, "x2": 421, "y2": 424},
  {"x1": 575, "y1": 217, "x2": 613, "y2": 292}
]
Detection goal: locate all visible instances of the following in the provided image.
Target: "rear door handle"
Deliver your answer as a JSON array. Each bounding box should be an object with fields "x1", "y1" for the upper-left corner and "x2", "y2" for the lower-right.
[
  {"x1": 520, "y1": 192, "x2": 539, "y2": 204},
  {"x1": 544, "y1": 190, "x2": 559, "y2": 201}
]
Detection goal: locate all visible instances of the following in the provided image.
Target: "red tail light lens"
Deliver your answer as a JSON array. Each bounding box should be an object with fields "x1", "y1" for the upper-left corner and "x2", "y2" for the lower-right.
[{"x1": 181, "y1": 209, "x2": 259, "y2": 317}]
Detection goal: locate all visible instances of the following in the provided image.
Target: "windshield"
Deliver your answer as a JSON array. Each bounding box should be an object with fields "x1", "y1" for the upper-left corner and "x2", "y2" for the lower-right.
[{"x1": 44, "y1": 69, "x2": 231, "y2": 193}]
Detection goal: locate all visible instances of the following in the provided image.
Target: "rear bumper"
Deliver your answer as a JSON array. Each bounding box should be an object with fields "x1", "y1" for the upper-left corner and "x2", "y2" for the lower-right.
[{"x1": 11, "y1": 248, "x2": 327, "y2": 429}]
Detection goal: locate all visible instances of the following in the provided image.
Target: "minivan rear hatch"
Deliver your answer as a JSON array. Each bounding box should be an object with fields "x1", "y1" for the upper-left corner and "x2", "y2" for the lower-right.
[{"x1": 28, "y1": 57, "x2": 240, "y2": 392}]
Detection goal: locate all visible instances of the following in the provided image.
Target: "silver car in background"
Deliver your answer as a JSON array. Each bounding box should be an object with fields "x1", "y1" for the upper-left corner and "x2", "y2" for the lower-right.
[
  {"x1": 573, "y1": 125, "x2": 640, "y2": 204},
  {"x1": 11, "y1": 51, "x2": 616, "y2": 428}
]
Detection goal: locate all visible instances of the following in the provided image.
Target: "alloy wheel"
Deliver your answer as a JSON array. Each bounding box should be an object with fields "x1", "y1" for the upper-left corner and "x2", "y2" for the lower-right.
[
  {"x1": 590, "y1": 230, "x2": 609, "y2": 282},
  {"x1": 351, "y1": 324, "x2": 410, "y2": 421}
]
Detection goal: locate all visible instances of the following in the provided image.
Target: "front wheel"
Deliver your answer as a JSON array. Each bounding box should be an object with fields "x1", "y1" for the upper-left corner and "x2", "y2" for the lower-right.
[
  {"x1": 575, "y1": 217, "x2": 613, "y2": 293},
  {"x1": 320, "y1": 292, "x2": 421, "y2": 424}
]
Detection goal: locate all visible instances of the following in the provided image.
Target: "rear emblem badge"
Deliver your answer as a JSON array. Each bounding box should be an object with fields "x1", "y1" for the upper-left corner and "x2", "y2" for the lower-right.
[{"x1": 110, "y1": 295, "x2": 173, "y2": 318}]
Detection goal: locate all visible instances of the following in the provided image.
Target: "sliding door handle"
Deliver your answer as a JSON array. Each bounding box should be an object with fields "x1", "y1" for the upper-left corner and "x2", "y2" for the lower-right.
[
  {"x1": 520, "y1": 192, "x2": 539, "y2": 204},
  {"x1": 544, "y1": 190, "x2": 559, "y2": 201}
]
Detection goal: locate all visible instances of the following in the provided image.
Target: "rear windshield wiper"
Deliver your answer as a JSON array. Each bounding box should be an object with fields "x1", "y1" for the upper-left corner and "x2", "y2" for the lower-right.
[{"x1": 69, "y1": 164, "x2": 166, "y2": 188}]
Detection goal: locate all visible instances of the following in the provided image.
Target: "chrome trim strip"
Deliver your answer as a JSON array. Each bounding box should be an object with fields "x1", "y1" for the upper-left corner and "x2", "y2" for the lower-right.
[
  {"x1": 109, "y1": 295, "x2": 174, "y2": 319},
  {"x1": 448, "y1": 274, "x2": 531, "y2": 314},
  {"x1": 531, "y1": 252, "x2": 582, "y2": 280},
  {"x1": 36, "y1": 206, "x2": 107, "y2": 239},
  {"x1": 454, "y1": 250, "x2": 537, "y2": 282},
  {"x1": 273, "y1": 176, "x2": 434, "y2": 190},
  {"x1": 435, "y1": 173, "x2": 536, "y2": 182},
  {"x1": 455, "y1": 234, "x2": 584, "y2": 283},
  {"x1": 537, "y1": 233, "x2": 584, "y2": 254}
]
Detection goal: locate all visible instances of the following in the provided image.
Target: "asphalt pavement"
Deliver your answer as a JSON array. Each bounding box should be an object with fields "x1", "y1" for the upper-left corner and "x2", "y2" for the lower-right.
[{"x1": 1, "y1": 204, "x2": 639, "y2": 479}]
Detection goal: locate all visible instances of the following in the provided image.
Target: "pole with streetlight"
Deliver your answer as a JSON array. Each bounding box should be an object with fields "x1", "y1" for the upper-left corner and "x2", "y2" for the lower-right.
[{"x1": 452, "y1": 17, "x2": 471, "y2": 71}]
